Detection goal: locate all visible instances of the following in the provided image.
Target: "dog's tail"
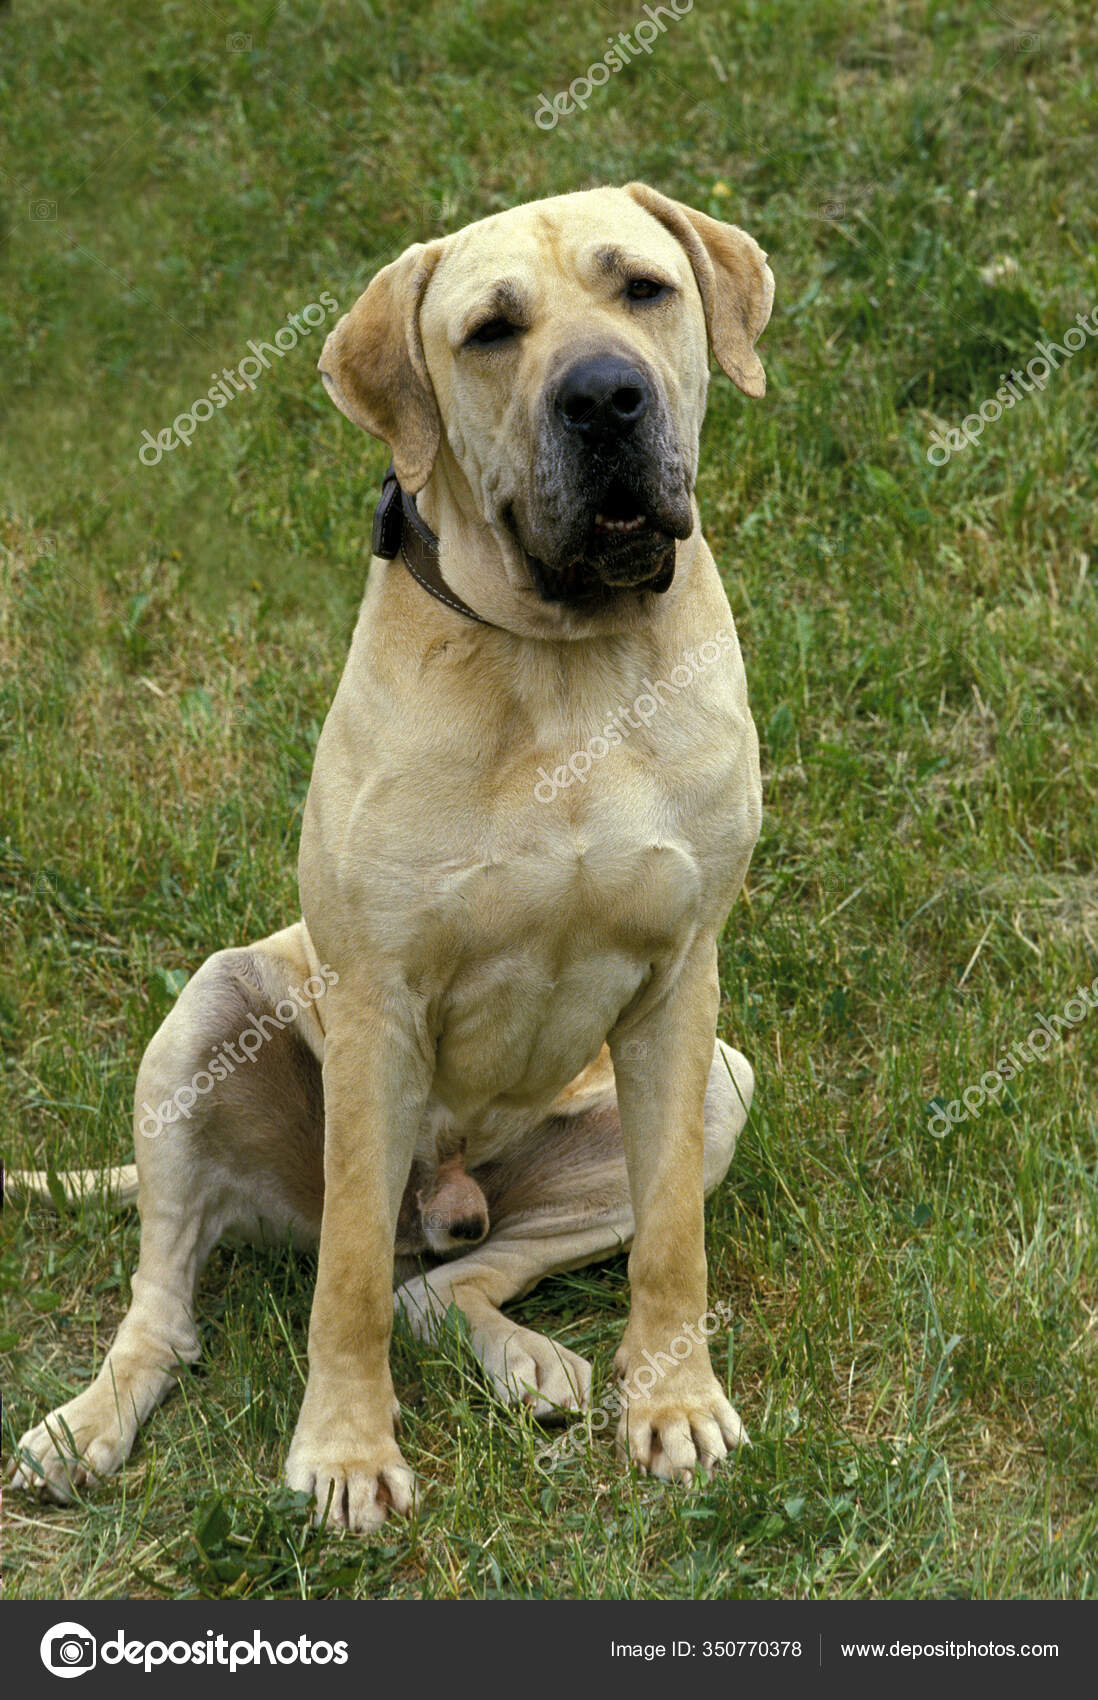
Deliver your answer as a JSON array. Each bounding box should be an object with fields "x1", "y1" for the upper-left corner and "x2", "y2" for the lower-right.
[{"x1": 3, "y1": 1164, "x2": 139, "y2": 1209}]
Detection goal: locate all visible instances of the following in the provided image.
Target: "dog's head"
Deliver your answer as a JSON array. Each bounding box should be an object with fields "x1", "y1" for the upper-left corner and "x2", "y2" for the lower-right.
[{"x1": 320, "y1": 184, "x2": 772, "y2": 623}]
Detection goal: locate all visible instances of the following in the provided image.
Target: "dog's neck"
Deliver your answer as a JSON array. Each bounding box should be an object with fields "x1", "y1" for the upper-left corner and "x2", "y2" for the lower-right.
[
  {"x1": 406, "y1": 459, "x2": 700, "y2": 644},
  {"x1": 373, "y1": 465, "x2": 497, "y2": 629}
]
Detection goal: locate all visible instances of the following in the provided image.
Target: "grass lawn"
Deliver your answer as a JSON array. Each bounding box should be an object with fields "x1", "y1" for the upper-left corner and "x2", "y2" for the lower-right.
[{"x1": 2, "y1": 0, "x2": 1096, "y2": 1599}]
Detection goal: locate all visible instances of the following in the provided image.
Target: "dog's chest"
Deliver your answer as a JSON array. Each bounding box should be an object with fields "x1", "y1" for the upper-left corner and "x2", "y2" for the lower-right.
[
  {"x1": 306, "y1": 615, "x2": 760, "y2": 1124},
  {"x1": 416, "y1": 803, "x2": 707, "y2": 1119},
  {"x1": 436, "y1": 816, "x2": 700, "y2": 955}
]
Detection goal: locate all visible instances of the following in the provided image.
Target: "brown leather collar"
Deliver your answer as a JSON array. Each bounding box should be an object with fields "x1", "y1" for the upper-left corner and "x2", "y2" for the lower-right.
[{"x1": 371, "y1": 463, "x2": 495, "y2": 627}]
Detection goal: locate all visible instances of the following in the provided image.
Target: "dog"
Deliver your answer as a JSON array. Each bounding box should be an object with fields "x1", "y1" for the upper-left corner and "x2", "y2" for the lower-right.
[{"x1": 10, "y1": 183, "x2": 773, "y2": 1531}]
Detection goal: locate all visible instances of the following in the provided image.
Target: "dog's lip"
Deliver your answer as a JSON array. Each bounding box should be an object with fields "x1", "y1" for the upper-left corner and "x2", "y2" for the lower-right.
[
  {"x1": 592, "y1": 547, "x2": 677, "y2": 594},
  {"x1": 524, "y1": 538, "x2": 677, "y2": 603},
  {"x1": 503, "y1": 502, "x2": 675, "y2": 601}
]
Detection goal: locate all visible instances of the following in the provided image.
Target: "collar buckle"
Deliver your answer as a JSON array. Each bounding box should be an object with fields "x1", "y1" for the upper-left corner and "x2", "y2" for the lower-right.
[{"x1": 369, "y1": 462, "x2": 495, "y2": 629}]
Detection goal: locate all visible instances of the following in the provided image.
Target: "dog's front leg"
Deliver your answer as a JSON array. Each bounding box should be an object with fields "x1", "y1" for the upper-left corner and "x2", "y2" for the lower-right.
[
  {"x1": 285, "y1": 992, "x2": 429, "y2": 1531},
  {"x1": 609, "y1": 939, "x2": 747, "y2": 1483}
]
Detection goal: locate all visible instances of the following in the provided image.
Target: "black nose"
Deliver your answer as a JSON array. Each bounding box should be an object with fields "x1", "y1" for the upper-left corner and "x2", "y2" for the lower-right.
[{"x1": 555, "y1": 355, "x2": 651, "y2": 441}]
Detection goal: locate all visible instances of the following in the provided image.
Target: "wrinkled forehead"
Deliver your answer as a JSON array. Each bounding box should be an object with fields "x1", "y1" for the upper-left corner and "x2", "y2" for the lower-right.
[{"x1": 420, "y1": 192, "x2": 694, "y2": 345}]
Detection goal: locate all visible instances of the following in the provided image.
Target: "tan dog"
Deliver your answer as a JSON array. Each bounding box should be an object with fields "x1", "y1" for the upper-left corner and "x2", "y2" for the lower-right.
[{"x1": 11, "y1": 183, "x2": 772, "y2": 1532}]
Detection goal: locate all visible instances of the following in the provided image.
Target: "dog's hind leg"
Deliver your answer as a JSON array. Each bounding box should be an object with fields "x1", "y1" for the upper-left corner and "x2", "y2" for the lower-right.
[
  {"x1": 10, "y1": 922, "x2": 327, "y2": 1502},
  {"x1": 395, "y1": 1040, "x2": 753, "y2": 1421},
  {"x1": 11, "y1": 1161, "x2": 223, "y2": 1500}
]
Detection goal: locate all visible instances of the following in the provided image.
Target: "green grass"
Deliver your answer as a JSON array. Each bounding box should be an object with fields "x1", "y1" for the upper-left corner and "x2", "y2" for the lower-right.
[{"x1": 2, "y1": 0, "x2": 1096, "y2": 1600}]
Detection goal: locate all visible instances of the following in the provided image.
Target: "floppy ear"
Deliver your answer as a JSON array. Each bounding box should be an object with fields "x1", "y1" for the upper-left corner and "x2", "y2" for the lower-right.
[
  {"x1": 318, "y1": 241, "x2": 443, "y2": 491},
  {"x1": 625, "y1": 182, "x2": 774, "y2": 398}
]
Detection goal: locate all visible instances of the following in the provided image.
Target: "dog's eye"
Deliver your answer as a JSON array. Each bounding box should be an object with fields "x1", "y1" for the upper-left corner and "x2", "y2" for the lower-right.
[
  {"x1": 625, "y1": 278, "x2": 670, "y2": 302},
  {"x1": 465, "y1": 317, "x2": 520, "y2": 348}
]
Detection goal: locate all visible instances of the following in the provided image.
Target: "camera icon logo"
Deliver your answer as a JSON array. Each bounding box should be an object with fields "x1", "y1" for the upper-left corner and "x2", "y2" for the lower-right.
[{"x1": 40, "y1": 1622, "x2": 97, "y2": 1679}]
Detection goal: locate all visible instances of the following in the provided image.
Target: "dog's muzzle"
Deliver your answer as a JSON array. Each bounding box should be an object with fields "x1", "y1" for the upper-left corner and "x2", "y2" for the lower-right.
[{"x1": 515, "y1": 352, "x2": 695, "y2": 608}]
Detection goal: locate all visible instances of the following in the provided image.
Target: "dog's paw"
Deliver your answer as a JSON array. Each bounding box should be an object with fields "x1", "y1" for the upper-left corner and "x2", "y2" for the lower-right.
[
  {"x1": 479, "y1": 1324, "x2": 592, "y2": 1420},
  {"x1": 285, "y1": 1400, "x2": 415, "y2": 1533},
  {"x1": 614, "y1": 1372, "x2": 747, "y2": 1484},
  {"x1": 10, "y1": 1398, "x2": 128, "y2": 1502}
]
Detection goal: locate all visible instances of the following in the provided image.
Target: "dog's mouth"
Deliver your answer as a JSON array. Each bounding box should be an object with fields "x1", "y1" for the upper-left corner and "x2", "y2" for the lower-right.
[
  {"x1": 508, "y1": 480, "x2": 687, "y2": 607},
  {"x1": 594, "y1": 512, "x2": 647, "y2": 535},
  {"x1": 592, "y1": 487, "x2": 650, "y2": 538}
]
